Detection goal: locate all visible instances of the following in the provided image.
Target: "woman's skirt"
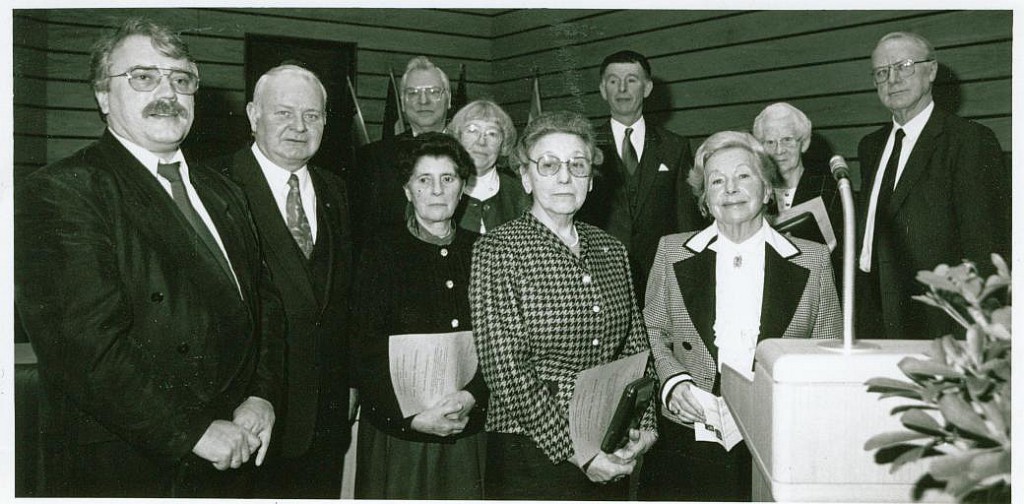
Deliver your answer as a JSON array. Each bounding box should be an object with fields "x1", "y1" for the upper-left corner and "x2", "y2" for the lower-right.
[{"x1": 354, "y1": 420, "x2": 486, "y2": 499}]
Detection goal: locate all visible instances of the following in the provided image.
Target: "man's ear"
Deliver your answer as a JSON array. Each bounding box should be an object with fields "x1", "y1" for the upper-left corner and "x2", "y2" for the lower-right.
[
  {"x1": 642, "y1": 79, "x2": 653, "y2": 99},
  {"x1": 245, "y1": 102, "x2": 259, "y2": 133},
  {"x1": 95, "y1": 90, "x2": 110, "y2": 116}
]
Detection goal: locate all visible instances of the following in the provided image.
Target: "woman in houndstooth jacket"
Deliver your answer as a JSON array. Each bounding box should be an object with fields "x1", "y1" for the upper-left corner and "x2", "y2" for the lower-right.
[
  {"x1": 638, "y1": 131, "x2": 841, "y2": 501},
  {"x1": 470, "y1": 111, "x2": 658, "y2": 501}
]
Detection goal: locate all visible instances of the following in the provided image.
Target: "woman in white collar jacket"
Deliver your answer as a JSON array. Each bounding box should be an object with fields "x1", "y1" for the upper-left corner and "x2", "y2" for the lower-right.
[{"x1": 638, "y1": 131, "x2": 841, "y2": 501}]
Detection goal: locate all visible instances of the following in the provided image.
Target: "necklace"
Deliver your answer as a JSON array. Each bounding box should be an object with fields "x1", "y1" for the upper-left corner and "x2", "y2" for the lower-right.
[{"x1": 733, "y1": 255, "x2": 743, "y2": 268}]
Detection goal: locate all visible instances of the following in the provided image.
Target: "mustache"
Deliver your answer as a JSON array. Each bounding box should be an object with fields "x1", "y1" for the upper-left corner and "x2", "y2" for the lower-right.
[{"x1": 143, "y1": 99, "x2": 188, "y2": 117}]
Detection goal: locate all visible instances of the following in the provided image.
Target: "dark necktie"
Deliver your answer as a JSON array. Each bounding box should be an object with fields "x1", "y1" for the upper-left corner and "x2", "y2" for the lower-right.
[
  {"x1": 875, "y1": 128, "x2": 906, "y2": 219},
  {"x1": 622, "y1": 127, "x2": 639, "y2": 175},
  {"x1": 287, "y1": 174, "x2": 314, "y2": 259},
  {"x1": 156, "y1": 162, "x2": 234, "y2": 282}
]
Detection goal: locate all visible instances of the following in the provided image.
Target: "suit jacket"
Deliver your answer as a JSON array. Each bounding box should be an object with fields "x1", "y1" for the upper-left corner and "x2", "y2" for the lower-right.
[
  {"x1": 14, "y1": 131, "x2": 286, "y2": 493},
  {"x1": 211, "y1": 148, "x2": 353, "y2": 458},
  {"x1": 348, "y1": 131, "x2": 414, "y2": 250},
  {"x1": 644, "y1": 226, "x2": 841, "y2": 395},
  {"x1": 856, "y1": 106, "x2": 1010, "y2": 340},
  {"x1": 784, "y1": 163, "x2": 845, "y2": 288},
  {"x1": 578, "y1": 121, "x2": 706, "y2": 306}
]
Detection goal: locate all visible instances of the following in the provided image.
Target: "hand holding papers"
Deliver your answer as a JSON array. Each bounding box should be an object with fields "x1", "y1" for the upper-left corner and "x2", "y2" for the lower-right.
[
  {"x1": 772, "y1": 196, "x2": 837, "y2": 251},
  {"x1": 388, "y1": 331, "x2": 477, "y2": 418},
  {"x1": 690, "y1": 386, "x2": 743, "y2": 451},
  {"x1": 568, "y1": 351, "x2": 650, "y2": 464}
]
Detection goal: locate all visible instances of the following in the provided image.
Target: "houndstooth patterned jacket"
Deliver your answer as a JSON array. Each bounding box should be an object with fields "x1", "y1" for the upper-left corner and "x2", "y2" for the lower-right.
[
  {"x1": 470, "y1": 213, "x2": 657, "y2": 464},
  {"x1": 645, "y1": 225, "x2": 842, "y2": 397}
]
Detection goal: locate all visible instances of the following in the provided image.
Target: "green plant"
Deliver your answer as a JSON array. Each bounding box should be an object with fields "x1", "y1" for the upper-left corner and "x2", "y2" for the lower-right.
[{"x1": 864, "y1": 254, "x2": 1011, "y2": 502}]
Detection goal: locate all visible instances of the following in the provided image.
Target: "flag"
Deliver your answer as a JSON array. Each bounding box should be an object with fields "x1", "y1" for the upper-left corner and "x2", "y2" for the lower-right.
[
  {"x1": 452, "y1": 64, "x2": 468, "y2": 113},
  {"x1": 346, "y1": 75, "x2": 370, "y2": 146},
  {"x1": 383, "y1": 69, "x2": 406, "y2": 141},
  {"x1": 528, "y1": 69, "x2": 543, "y2": 125}
]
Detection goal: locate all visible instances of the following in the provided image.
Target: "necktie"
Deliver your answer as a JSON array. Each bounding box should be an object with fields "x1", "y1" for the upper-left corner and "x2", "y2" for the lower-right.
[
  {"x1": 875, "y1": 128, "x2": 906, "y2": 219},
  {"x1": 287, "y1": 174, "x2": 314, "y2": 258},
  {"x1": 622, "y1": 127, "x2": 639, "y2": 175},
  {"x1": 156, "y1": 162, "x2": 234, "y2": 281}
]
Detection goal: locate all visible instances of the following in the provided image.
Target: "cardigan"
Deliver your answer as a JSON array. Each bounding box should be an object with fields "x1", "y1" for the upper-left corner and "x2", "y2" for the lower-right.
[
  {"x1": 456, "y1": 171, "x2": 531, "y2": 234},
  {"x1": 469, "y1": 212, "x2": 656, "y2": 464},
  {"x1": 351, "y1": 225, "x2": 487, "y2": 443}
]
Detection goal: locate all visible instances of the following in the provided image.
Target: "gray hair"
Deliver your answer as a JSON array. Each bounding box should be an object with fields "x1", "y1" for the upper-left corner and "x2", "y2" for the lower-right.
[
  {"x1": 752, "y1": 102, "x2": 812, "y2": 142},
  {"x1": 90, "y1": 18, "x2": 196, "y2": 93},
  {"x1": 875, "y1": 31, "x2": 937, "y2": 61},
  {"x1": 689, "y1": 131, "x2": 782, "y2": 218},
  {"x1": 252, "y1": 64, "x2": 328, "y2": 107},
  {"x1": 515, "y1": 111, "x2": 604, "y2": 173},
  {"x1": 400, "y1": 56, "x2": 450, "y2": 92},
  {"x1": 447, "y1": 99, "x2": 518, "y2": 158}
]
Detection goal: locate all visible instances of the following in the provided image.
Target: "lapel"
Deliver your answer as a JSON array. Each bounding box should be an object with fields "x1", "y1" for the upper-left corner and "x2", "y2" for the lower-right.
[
  {"x1": 758, "y1": 244, "x2": 809, "y2": 343},
  {"x1": 309, "y1": 167, "x2": 338, "y2": 307},
  {"x1": 889, "y1": 108, "x2": 944, "y2": 216},
  {"x1": 98, "y1": 132, "x2": 243, "y2": 299},
  {"x1": 631, "y1": 123, "x2": 663, "y2": 218},
  {"x1": 230, "y1": 149, "x2": 318, "y2": 305},
  {"x1": 673, "y1": 244, "x2": 717, "y2": 363},
  {"x1": 792, "y1": 169, "x2": 824, "y2": 206},
  {"x1": 857, "y1": 124, "x2": 891, "y2": 223},
  {"x1": 190, "y1": 165, "x2": 254, "y2": 301}
]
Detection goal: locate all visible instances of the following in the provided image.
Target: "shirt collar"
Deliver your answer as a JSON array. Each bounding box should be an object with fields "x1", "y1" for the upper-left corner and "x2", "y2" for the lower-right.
[
  {"x1": 108, "y1": 128, "x2": 185, "y2": 176},
  {"x1": 610, "y1": 115, "x2": 646, "y2": 141},
  {"x1": 891, "y1": 100, "x2": 934, "y2": 137},
  {"x1": 466, "y1": 167, "x2": 501, "y2": 200},
  {"x1": 685, "y1": 220, "x2": 799, "y2": 258},
  {"x1": 251, "y1": 143, "x2": 309, "y2": 188}
]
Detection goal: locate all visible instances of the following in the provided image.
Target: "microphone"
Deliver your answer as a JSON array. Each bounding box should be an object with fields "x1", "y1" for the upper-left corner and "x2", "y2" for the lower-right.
[{"x1": 829, "y1": 155, "x2": 851, "y2": 181}]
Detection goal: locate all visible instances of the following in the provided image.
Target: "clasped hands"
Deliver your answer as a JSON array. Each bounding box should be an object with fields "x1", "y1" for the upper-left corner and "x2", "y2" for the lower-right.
[
  {"x1": 411, "y1": 390, "x2": 475, "y2": 437},
  {"x1": 577, "y1": 428, "x2": 658, "y2": 484},
  {"x1": 192, "y1": 396, "x2": 275, "y2": 471}
]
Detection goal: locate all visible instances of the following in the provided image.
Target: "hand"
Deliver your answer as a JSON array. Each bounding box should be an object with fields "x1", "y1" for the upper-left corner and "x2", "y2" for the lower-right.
[
  {"x1": 584, "y1": 451, "x2": 635, "y2": 483},
  {"x1": 348, "y1": 388, "x2": 360, "y2": 424},
  {"x1": 666, "y1": 381, "x2": 706, "y2": 424},
  {"x1": 610, "y1": 429, "x2": 657, "y2": 464},
  {"x1": 410, "y1": 392, "x2": 470, "y2": 437},
  {"x1": 232, "y1": 396, "x2": 275, "y2": 466},
  {"x1": 441, "y1": 390, "x2": 476, "y2": 421},
  {"x1": 192, "y1": 419, "x2": 260, "y2": 470}
]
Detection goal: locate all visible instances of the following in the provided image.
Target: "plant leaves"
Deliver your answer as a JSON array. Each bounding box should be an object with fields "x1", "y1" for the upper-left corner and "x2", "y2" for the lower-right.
[
  {"x1": 864, "y1": 430, "x2": 932, "y2": 451},
  {"x1": 990, "y1": 253, "x2": 1009, "y2": 278},
  {"x1": 900, "y1": 409, "x2": 946, "y2": 435},
  {"x1": 899, "y1": 356, "x2": 963, "y2": 379},
  {"x1": 916, "y1": 270, "x2": 959, "y2": 291},
  {"x1": 938, "y1": 394, "x2": 995, "y2": 441},
  {"x1": 865, "y1": 377, "x2": 924, "y2": 394}
]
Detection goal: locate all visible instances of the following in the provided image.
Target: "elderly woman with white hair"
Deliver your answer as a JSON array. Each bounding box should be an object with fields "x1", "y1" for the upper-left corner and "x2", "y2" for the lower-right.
[
  {"x1": 639, "y1": 131, "x2": 841, "y2": 501},
  {"x1": 752, "y1": 102, "x2": 844, "y2": 280}
]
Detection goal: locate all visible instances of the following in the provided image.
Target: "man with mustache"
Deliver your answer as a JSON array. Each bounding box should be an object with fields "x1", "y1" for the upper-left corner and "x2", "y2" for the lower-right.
[
  {"x1": 577, "y1": 50, "x2": 705, "y2": 308},
  {"x1": 210, "y1": 64, "x2": 355, "y2": 498},
  {"x1": 348, "y1": 56, "x2": 451, "y2": 250},
  {"x1": 856, "y1": 32, "x2": 1010, "y2": 340},
  {"x1": 14, "y1": 18, "x2": 285, "y2": 497}
]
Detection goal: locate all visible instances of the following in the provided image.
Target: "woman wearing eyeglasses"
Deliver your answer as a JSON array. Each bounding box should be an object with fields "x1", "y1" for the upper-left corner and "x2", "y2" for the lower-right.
[
  {"x1": 469, "y1": 111, "x2": 657, "y2": 500},
  {"x1": 448, "y1": 100, "x2": 530, "y2": 234}
]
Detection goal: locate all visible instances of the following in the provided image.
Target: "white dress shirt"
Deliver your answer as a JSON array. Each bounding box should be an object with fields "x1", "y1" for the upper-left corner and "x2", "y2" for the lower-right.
[
  {"x1": 110, "y1": 128, "x2": 240, "y2": 293},
  {"x1": 610, "y1": 116, "x2": 646, "y2": 162},
  {"x1": 858, "y1": 101, "x2": 934, "y2": 273},
  {"x1": 251, "y1": 143, "x2": 318, "y2": 242}
]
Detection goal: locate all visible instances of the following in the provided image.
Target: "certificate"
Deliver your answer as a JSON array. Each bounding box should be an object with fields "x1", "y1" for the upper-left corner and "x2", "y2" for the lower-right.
[
  {"x1": 568, "y1": 351, "x2": 650, "y2": 463},
  {"x1": 388, "y1": 330, "x2": 477, "y2": 417}
]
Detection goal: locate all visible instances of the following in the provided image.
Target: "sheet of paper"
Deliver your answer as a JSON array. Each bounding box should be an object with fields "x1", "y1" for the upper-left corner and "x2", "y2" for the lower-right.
[
  {"x1": 691, "y1": 386, "x2": 744, "y2": 451},
  {"x1": 773, "y1": 196, "x2": 837, "y2": 251},
  {"x1": 388, "y1": 330, "x2": 477, "y2": 417},
  {"x1": 568, "y1": 351, "x2": 650, "y2": 463}
]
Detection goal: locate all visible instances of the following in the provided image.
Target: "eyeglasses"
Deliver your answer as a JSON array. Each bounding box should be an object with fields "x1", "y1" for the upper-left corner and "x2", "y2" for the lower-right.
[
  {"x1": 761, "y1": 136, "x2": 801, "y2": 151},
  {"x1": 462, "y1": 124, "x2": 502, "y2": 143},
  {"x1": 530, "y1": 154, "x2": 592, "y2": 178},
  {"x1": 403, "y1": 86, "x2": 446, "y2": 101},
  {"x1": 109, "y1": 66, "x2": 200, "y2": 95},
  {"x1": 871, "y1": 59, "x2": 934, "y2": 84}
]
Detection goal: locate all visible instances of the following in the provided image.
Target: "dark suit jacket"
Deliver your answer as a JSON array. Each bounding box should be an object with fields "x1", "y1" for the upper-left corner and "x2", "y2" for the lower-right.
[
  {"x1": 14, "y1": 131, "x2": 286, "y2": 494},
  {"x1": 348, "y1": 132, "x2": 414, "y2": 250},
  {"x1": 212, "y1": 148, "x2": 353, "y2": 459},
  {"x1": 644, "y1": 228, "x2": 841, "y2": 394},
  {"x1": 856, "y1": 106, "x2": 1010, "y2": 340},
  {"x1": 782, "y1": 163, "x2": 844, "y2": 288},
  {"x1": 578, "y1": 121, "x2": 706, "y2": 306}
]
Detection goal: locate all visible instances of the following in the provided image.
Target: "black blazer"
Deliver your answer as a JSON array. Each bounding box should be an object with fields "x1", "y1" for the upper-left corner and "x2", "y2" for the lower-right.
[
  {"x1": 348, "y1": 132, "x2": 414, "y2": 250},
  {"x1": 212, "y1": 147, "x2": 353, "y2": 458},
  {"x1": 578, "y1": 121, "x2": 706, "y2": 306},
  {"x1": 856, "y1": 106, "x2": 1010, "y2": 340},
  {"x1": 785, "y1": 163, "x2": 844, "y2": 288},
  {"x1": 15, "y1": 132, "x2": 286, "y2": 486}
]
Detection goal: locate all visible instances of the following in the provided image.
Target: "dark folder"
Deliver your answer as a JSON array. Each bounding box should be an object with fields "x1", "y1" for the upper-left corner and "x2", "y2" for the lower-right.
[{"x1": 600, "y1": 376, "x2": 656, "y2": 453}]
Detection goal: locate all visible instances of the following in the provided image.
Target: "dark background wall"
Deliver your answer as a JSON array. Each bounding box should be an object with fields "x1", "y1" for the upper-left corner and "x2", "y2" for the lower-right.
[{"x1": 12, "y1": 8, "x2": 1012, "y2": 190}]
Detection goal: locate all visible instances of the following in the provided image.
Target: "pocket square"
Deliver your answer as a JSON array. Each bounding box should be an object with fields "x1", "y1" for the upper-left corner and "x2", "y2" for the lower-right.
[{"x1": 658, "y1": 163, "x2": 670, "y2": 172}]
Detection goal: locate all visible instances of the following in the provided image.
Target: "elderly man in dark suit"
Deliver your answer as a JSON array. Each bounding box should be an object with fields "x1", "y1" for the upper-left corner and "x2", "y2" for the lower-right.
[
  {"x1": 348, "y1": 56, "x2": 451, "y2": 250},
  {"x1": 578, "y1": 50, "x2": 706, "y2": 306},
  {"x1": 14, "y1": 18, "x2": 285, "y2": 497},
  {"x1": 856, "y1": 31, "x2": 1010, "y2": 340},
  {"x1": 209, "y1": 64, "x2": 354, "y2": 499}
]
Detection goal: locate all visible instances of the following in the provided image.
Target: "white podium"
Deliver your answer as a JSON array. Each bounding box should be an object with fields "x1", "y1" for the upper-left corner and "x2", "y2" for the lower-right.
[{"x1": 721, "y1": 339, "x2": 953, "y2": 502}]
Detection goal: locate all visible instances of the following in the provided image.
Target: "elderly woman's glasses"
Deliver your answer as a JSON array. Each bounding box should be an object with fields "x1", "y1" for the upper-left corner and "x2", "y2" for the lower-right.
[
  {"x1": 761, "y1": 136, "x2": 800, "y2": 151},
  {"x1": 872, "y1": 59, "x2": 934, "y2": 84},
  {"x1": 530, "y1": 154, "x2": 592, "y2": 177},
  {"x1": 403, "y1": 86, "x2": 446, "y2": 101},
  {"x1": 109, "y1": 66, "x2": 200, "y2": 95}
]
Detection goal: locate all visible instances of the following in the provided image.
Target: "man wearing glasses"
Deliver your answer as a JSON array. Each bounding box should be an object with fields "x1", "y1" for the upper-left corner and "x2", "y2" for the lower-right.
[
  {"x1": 578, "y1": 50, "x2": 705, "y2": 308},
  {"x1": 14, "y1": 18, "x2": 285, "y2": 497},
  {"x1": 856, "y1": 31, "x2": 1009, "y2": 340},
  {"x1": 349, "y1": 56, "x2": 452, "y2": 249}
]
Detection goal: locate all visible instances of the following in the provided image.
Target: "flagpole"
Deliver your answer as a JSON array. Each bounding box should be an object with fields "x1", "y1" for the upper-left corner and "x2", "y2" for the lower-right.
[{"x1": 346, "y1": 75, "x2": 370, "y2": 146}]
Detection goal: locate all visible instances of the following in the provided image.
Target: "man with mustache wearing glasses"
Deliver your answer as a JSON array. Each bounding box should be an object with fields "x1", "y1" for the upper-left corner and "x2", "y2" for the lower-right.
[
  {"x1": 348, "y1": 56, "x2": 451, "y2": 250},
  {"x1": 856, "y1": 31, "x2": 1009, "y2": 340},
  {"x1": 14, "y1": 19, "x2": 285, "y2": 497}
]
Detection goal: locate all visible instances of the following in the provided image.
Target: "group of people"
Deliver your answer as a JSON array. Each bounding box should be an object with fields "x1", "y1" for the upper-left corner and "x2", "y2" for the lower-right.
[{"x1": 13, "y1": 16, "x2": 1010, "y2": 502}]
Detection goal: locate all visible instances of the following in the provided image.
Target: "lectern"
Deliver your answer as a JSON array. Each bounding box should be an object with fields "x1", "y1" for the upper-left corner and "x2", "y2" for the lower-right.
[{"x1": 722, "y1": 339, "x2": 952, "y2": 502}]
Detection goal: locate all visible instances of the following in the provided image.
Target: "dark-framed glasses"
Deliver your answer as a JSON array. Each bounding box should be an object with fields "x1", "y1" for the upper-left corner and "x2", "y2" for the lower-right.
[
  {"x1": 403, "y1": 86, "x2": 445, "y2": 101},
  {"x1": 110, "y1": 66, "x2": 200, "y2": 95},
  {"x1": 872, "y1": 59, "x2": 934, "y2": 84},
  {"x1": 530, "y1": 154, "x2": 592, "y2": 178},
  {"x1": 761, "y1": 136, "x2": 800, "y2": 151}
]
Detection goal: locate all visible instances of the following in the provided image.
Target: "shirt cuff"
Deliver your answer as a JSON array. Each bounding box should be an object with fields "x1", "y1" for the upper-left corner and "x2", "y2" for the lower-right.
[{"x1": 660, "y1": 373, "x2": 694, "y2": 406}]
